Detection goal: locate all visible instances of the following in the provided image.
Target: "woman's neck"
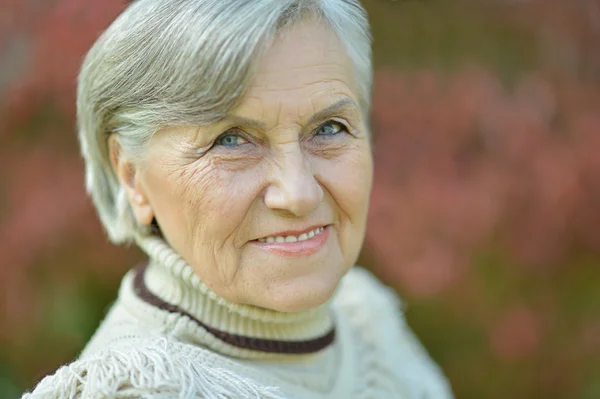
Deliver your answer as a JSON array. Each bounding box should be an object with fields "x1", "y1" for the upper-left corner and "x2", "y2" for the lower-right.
[{"x1": 133, "y1": 235, "x2": 336, "y2": 359}]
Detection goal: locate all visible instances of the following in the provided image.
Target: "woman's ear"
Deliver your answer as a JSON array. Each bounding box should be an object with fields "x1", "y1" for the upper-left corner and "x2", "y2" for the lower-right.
[{"x1": 108, "y1": 135, "x2": 154, "y2": 226}]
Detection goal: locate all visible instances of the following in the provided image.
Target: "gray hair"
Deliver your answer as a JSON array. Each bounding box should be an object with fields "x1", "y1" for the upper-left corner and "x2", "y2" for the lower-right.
[{"x1": 77, "y1": 0, "x2": 372, "y2": 244}]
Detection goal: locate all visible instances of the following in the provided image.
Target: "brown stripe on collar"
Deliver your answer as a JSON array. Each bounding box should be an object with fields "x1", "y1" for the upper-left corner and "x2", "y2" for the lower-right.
[{"x1": 132, "y1": 262, "x2": 336, "y2": 354}]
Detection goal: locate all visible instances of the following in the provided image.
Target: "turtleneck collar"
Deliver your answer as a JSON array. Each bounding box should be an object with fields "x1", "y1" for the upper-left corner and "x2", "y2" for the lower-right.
[{"x1": 132, "y1": 235, "x2": 336, "y2": 359}]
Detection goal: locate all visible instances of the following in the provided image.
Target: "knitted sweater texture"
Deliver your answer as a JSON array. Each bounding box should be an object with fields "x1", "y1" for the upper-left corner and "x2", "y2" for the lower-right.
[{"x1": 23, "y1": 236, "x2": 453, "y2": 398}]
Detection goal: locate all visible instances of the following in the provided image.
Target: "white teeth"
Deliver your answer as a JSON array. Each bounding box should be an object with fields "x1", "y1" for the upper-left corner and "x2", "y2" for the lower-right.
[{"x1": 258, "y1": 226, "x2": 325, "y2": 243}]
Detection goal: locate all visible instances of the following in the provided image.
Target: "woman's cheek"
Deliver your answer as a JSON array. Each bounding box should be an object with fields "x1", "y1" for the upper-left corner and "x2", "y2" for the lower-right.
[
  {"x1": 317, "y1": 148, "x2": 372, "y2": 201},
  {"x1": 197, "y1": 167, "x2": 263, "y2": 223}
]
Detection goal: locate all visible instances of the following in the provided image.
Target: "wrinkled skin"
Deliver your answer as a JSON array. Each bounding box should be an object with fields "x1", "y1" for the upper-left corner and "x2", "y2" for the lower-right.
[{"x1": 111, "y1": 20, "x2": 373, "y2": 312}]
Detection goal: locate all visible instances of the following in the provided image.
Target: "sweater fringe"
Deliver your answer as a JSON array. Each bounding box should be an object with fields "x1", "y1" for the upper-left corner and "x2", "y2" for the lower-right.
[{"x1": 22, "y1": 336, "x2": 284, "y2": 399}]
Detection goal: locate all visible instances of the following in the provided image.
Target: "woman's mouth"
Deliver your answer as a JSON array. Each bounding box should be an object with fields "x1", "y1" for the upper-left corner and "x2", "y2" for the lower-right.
[
  {"x1": 252, "y1": 225, "x2": 330, "y2": 257},
  {"x1": 257, "y1": 226, "x2": 325, "y2": 243}
]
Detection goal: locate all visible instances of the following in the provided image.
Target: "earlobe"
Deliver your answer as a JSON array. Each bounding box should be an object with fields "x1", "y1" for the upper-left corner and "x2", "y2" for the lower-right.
[{"x1": 108, "y1": 135, "x2": 155, "y2": 226}]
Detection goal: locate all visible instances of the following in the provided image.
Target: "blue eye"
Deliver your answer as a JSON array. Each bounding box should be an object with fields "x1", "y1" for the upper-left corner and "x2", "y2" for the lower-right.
[
  {"x1": 316, "y1": 121, "x2": 345, "y2": 136},
  {"x1": 216, "y1": 131, "x2": 248, "y2": 147}
]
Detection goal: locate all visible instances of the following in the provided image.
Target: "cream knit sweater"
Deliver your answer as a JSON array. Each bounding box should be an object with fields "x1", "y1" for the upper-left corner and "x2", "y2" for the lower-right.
[{"x1": 23, "y1": 236, "x2": 453, "y2": 399}]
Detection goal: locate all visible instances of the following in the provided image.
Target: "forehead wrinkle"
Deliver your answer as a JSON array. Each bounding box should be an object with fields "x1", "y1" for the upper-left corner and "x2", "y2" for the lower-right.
[
  {"x1": 227, "y1": 67, "x2": 359, "y2": 131},
  {"x1": 228, "y1": 95, "x2": 359, "y2": 134},
  {"x1": 257, "y1": 61, "x2": 349, "y2": 76},
  {"x1": 250, "y1": 75, "x2": 352, "y2": 94},
  {"x1": 277, "y1": 100, "x2": 284, "y2": 128}
]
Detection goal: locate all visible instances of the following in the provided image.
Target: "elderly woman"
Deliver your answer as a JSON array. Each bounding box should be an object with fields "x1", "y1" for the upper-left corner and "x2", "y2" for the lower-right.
[{"x1": 24, "y1": 0, "x2": 453, "y2": 398}]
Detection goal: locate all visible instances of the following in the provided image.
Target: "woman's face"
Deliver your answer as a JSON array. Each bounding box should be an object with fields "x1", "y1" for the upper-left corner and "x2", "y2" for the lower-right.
[{"x1": 132, "y1": 20, "x2": 372, "y2": 311}]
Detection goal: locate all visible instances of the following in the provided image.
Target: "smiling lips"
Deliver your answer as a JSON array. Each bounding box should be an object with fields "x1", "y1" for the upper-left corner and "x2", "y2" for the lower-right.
[{"x1": 253, "y1": 225, "x2": 330, "y2": 257}]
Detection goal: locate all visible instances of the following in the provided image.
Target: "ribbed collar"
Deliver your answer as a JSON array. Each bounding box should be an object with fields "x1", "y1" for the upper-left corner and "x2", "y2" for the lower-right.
[{"x1": 133, "y1": 235, "x2": 336, "y2": 359}]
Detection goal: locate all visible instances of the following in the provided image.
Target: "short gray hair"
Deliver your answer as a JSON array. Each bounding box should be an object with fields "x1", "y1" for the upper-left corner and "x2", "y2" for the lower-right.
[{"x1": 78, "y1": 0, "x2": 372, "y2": 244}]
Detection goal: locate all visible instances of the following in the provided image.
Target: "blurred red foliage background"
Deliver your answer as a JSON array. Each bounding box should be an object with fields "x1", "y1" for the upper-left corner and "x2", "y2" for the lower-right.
[{"x1": 1, "y1": 0, "x2": 599, "y2": 398}]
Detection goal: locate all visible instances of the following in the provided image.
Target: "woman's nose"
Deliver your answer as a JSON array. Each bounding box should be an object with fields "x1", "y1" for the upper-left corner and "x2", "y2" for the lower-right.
[{"x1": 264, "y1": 147, "x2": 323, "y2": 217}]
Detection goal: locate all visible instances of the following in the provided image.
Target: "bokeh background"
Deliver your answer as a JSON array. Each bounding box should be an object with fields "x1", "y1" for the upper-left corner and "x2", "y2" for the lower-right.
[{"x1": 1, "y1": 0, "x2": 599, "y2": 397}]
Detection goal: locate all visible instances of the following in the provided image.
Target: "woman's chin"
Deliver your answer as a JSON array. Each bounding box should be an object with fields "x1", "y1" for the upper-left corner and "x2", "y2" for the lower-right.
[
  {"x1": 269, "y1": 292, "x2": 331, "y2": 313},
  {"x1": 250, "y1": 271, "x2": 345, "y2": 312}
]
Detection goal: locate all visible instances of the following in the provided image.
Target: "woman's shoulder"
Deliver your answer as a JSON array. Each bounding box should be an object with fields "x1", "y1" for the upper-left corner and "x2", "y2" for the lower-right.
[
  {"x1": 22, "y1": 334, "x2": 284, "y2": 399},
  {"x1": 333, "y1": 266, "x2": 415, "y2": 348},
  {"x1": 333, "y1": 266, "x2": 455, "y2": 399}
]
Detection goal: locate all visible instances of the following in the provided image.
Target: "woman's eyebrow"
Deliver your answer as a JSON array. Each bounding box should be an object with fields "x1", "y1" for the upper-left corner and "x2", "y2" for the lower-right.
[
  {"x1": 221, "y1": 115, "x2": 268, "y2": 131},
  {"x1": 223, "y1": 98, "x2": 359, "y2": 131},
  {"x1": 307, "y1": 97, "x2": 359, "y2": 126}
]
